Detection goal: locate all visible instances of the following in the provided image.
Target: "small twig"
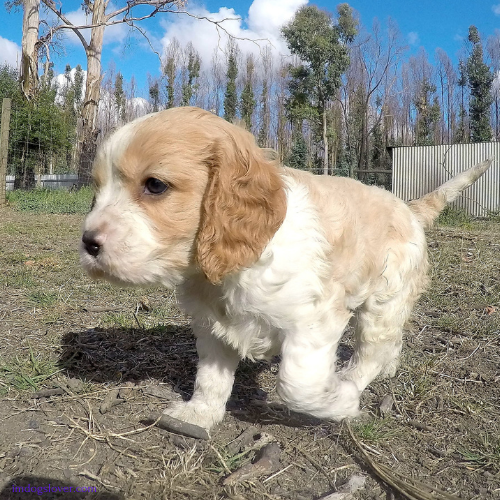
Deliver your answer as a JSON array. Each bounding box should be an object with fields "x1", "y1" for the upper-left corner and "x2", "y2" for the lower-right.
[
  {"x1": 78, "y1": 469, "x2": 121, "y2": 491},
  {"x1": 133, "y1": 312, "x2": 143, "y2": 329},
  {"x1": 262, "y1": 463, "x2": 293, "y2": 483},
  {"x1": 296, "y1": 445, "x2": 335, "y2": 488}
]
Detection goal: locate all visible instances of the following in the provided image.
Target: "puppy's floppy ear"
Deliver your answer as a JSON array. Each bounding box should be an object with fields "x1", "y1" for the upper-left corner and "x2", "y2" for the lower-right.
[{"x1": 197, "y1": 131, "x2": 287, "y2": 284}]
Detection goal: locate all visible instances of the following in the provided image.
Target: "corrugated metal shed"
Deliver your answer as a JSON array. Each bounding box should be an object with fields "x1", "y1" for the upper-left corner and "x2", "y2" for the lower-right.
[{"x1": 391, "y1": 143, "x2": 500, "y2": 216}]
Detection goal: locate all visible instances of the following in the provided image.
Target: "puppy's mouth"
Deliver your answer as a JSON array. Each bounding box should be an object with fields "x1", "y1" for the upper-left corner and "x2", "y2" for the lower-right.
[{"x1": 80, "y1": 249, "x2": 137, "y2": 286}]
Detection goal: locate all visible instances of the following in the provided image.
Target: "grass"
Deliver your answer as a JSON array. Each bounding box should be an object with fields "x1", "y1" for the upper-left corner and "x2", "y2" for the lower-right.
[
  {"x1": 437, "y1": 206, "x2": 473, "y2": 228},
  {"x1": 458, "y1": 434, "x2": 500, "y2": 471},
  {"x1": 6, "y1": 186, "x2": 94, "y2": 214},
  {"x1": 352, "y1": 418, "x2": 401, "y2": 443},
  {"x1": 28, "y1": 291, "x2": 59, "y2": 307},
  {"x1": 0, "y1": 348, "x2": 60, "y2": 393}
]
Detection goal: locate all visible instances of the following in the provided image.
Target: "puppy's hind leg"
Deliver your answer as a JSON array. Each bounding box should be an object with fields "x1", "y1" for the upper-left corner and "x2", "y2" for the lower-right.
[
  {"x1": 342, "y1": 241, "x2": 427, "y2": 392},
  {"x1": 277, "y1": 309, "x2": 361, "y2": 421},
  {"x1": 164, "y1": 330, "x2": 240, "y2": 431},
  {"x1": 341, "y1": 284, "x2": 420, "y2": 392}
]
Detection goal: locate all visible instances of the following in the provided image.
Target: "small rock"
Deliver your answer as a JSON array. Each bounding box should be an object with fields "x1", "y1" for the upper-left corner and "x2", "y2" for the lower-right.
[
  {"x1": 66, "y1": 378, "x2": 85, "y2": 392},
  {"x1": 18, "y1": 447, "x2": 34, "y2": 457},
  {"x1": 28, "y1": 419, "x2": 39, "y2": 430},
  {"x1": 142, "y1": 385, "x2": 178, "y2": 400},
  {"x1": 6, "y1": 447, "x2": 21, "y2": 458},
  {"x1": 119, "y1": 381, "x2": 136, "y2": 398},
  {"x1": 169, "y1": 435, "x2": 195, "y2": 449},
  {"x1": 318, "y1": 474, "x2": 367, "y2": 499},
  {"x1": 223, "y1": 442, "x2": 281, "y2": 485},
  {"x1": 379, "y1": 395, "x2": 393, "y2": 416},
  {"x1": 137, "y1": 297, "x2": 151, "y2": 311},
  {"x1": 227, "y1": 426, "x2": 260, "y2": 455}
]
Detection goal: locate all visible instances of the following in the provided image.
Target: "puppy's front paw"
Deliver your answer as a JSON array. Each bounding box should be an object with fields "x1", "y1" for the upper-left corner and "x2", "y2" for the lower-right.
[{"x1": 163, "y1": 401, "x2": 225, "y2": 431}]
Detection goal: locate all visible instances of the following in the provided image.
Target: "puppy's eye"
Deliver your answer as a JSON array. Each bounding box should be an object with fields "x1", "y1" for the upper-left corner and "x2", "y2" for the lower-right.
[{"x1": 144, "y1": 178, "x2": 169, "y2": 195}]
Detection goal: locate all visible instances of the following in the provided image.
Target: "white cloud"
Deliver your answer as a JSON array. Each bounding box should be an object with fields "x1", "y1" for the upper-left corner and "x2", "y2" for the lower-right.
[
  {"x1": 159, "y1": 0, "x2": 308, "y2": 71},
  {"x1": 247, "y1": 0, "x2": 307, "y2": 36},
  {"x1": 493, "y1": 4, "x2": 500, "y2": 15},
  {"x1": 0, "y1": 36, "x2": 21, "y2": 69},
  {"x1": 407, "y1": 31, "x2": 420, "y2": 46},
  {"x1": 54, "y1": 66, "x2": 87, "y2": 104}
]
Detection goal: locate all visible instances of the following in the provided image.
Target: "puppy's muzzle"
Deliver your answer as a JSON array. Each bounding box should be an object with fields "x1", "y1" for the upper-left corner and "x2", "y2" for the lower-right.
[{"x1": 82, "y1": 230, "x2": 101, "y2": 257}]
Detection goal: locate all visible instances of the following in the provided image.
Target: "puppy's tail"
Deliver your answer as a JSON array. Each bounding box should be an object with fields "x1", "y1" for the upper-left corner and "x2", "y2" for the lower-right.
[{"x1": 408, "y1": 158, "x2": 493, "y2": 228}]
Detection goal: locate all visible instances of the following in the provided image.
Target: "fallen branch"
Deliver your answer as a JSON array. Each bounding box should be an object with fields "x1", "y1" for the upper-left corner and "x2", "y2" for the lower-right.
[
  {"x1": 143, "y1": 413, "x2": 209, "y2": 440},
  {"x1": 32, "y1": 388, "x2": 64, "y2": 399},
  {"x1": 223, "y1": 442, "x2": 281, "y2": 485}
]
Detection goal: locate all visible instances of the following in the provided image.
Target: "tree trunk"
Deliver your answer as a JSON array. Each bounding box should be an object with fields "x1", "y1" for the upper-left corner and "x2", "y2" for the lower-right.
[
  {"x1": 322, "y1": 106, "x2": 328, "y2": 175},
  {"x1": 20, "y1": 0, "x2": 40, "y2": 98},
  {"x1": 77, "y1": 0, "x2": 106, "y2": 187}
]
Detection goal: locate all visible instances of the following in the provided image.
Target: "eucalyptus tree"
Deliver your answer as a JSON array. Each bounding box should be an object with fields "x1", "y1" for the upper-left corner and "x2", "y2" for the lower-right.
[{"x1": 282, "y1": 4, "x2": 357, "y2": 174}]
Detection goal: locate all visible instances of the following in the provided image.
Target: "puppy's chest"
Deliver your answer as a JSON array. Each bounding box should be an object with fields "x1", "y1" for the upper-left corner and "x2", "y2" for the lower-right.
[{"x1": 182, "y1": 284, "x2": 284, "y2": 361}]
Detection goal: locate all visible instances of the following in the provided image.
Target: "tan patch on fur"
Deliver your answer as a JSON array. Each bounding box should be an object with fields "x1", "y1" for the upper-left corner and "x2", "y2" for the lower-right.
[
  {"x1": 103, "y1": 107, "x2": 286, "y2": 282},
  {"x1": 282, "y1": 166, "x2": 420, "y2": 297},
  {"x1": 408, "y1": 194, "x2": 446, "y2": 229}
]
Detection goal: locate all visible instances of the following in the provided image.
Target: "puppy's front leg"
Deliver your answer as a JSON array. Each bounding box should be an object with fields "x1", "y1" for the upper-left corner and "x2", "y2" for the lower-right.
[{"x1": 164, "y1": 332, "x2": 240, "y2": 430}]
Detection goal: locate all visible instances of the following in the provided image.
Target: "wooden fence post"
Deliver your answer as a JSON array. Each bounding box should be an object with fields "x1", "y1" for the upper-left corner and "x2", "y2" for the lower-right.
[{"x1": 0, "y1": 98, "x2": 12, "y2": 207}]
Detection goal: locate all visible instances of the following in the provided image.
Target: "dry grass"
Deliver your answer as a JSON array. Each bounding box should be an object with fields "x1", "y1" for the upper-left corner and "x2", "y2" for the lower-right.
[{"x1": 0, "y1": 206, "x2": 499, "y2": 499}]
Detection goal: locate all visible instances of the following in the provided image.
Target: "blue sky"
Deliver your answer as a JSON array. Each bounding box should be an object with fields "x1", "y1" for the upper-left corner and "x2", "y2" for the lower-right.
[{"x1": 1, "y1": 0, "x2": 499, "y2": 96}]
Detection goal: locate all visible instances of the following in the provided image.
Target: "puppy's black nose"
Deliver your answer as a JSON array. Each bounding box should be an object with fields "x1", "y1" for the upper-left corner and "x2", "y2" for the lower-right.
[{"x1": 82, "y1": 231, "x2": 101, "y2": 257}]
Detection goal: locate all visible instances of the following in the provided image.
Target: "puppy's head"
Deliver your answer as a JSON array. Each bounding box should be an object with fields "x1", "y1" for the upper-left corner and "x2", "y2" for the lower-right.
[{"x1": 80, "y1": 107, "x2": 286, "y2": 287}]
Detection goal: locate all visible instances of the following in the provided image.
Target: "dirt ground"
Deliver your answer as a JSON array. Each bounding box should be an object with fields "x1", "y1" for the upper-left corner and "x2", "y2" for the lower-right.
[{"x1": 0, "y1": 207, "x2": 499, "y2": 500}]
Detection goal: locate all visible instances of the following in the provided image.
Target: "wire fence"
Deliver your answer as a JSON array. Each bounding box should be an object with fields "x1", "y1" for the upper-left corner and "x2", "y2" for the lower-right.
[{"x1": 1, "y1": 97, "x2": 78, "y2": 190}]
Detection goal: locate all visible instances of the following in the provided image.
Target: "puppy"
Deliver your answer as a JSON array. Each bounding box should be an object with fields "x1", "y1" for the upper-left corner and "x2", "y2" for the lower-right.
[{"x1": 80, "y1": 106, "x2": 492, "y2": 430}]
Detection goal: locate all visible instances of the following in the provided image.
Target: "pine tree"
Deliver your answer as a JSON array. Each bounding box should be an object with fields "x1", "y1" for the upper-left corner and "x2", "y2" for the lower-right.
[
  {"x1": 287, "y1": 134, "x2": 309, "y2": 170},
  {"x1": 240, "y1": 54, "x2": 256, "y2": 131},
  {"x1": 455, "y1": 59, "x2": 468, "y2": 143},
  {"x1": 467, "y1": 26, "x2": 493, "y2": 142},
  {"x1": 164, "y1": 56, "x2": 176, "y2": 109},
  {"x1": 74, "y1": 64, "x2": 84, "y2": 109},
  {"x1": 149, "y1": 79, "x2": 160, "y2": 112},
  {"x1": 224, "y1": 41, "x2": 238, "y2": 123},
  {"x1": 181, "y1": 44, "x2": 201, "y2": 106},
  {"x1": 114, "y1": 72, "x2": 126, "y2": 124},
  {"x1": 258, "y1": 78, "x2": 269, "y2": 147}
]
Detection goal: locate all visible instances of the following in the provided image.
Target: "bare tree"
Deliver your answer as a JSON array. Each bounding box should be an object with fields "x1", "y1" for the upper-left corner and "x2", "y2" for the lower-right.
[
  {"x1": 436, "y1": 49, "x2": 457, "y2": 143},
  {"x1": 340, "y1": 19, "x2": 406, "y2": 176},
  {"x1": 38, "y1": 0, "x2": 185, "y2": 185},
  {"x1": 19, "y1": 0, "x2": 41, "y2": 98},
  {"x1": 487, "y1": 31, "x2": 500, "y2": 139}
]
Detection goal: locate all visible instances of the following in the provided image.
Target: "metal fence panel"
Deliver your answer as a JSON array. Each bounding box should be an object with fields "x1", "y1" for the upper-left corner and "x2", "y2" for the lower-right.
[
  {"x1": 6, "y1": 174, "x2": 79, "y2": 191},
  {"x1": 391, "y1": 143, "x2": 500, "y2": 216}
]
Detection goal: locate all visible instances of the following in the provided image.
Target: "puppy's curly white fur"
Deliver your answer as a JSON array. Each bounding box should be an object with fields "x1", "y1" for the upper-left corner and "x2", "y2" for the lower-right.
[{"x1": 80, "y1": 106, "x2": 492, "y2": 430}]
